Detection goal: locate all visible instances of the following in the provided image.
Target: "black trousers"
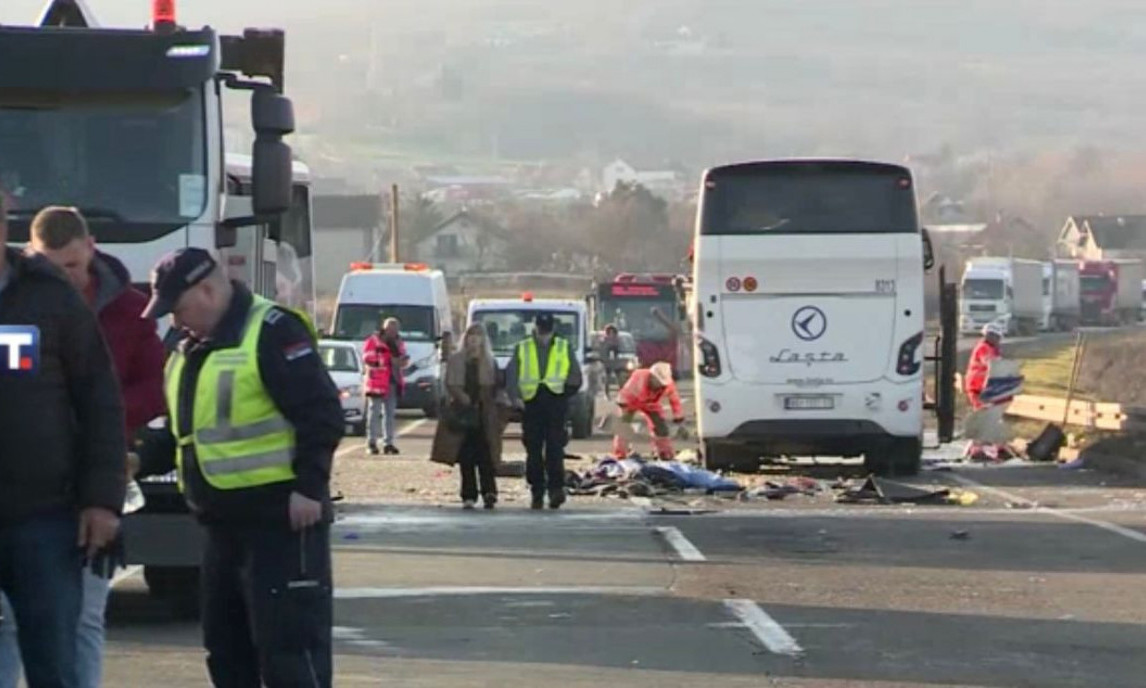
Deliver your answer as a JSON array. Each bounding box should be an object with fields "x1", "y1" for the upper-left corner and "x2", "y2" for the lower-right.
[
  {"x1": 459, "y1": 428, "x2": 497, "y2": 502},
  {"x1": 521, "y1": 390, "x2": 568, "y2": 499},
  {"x1": 202, "y1": 522, "x2": 333, "y2": 688}
]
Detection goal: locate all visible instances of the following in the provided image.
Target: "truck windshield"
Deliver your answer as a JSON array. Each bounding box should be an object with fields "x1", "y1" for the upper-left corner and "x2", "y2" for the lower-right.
[
  {"x1": 962, "y1": 278, "x2": 1004, "y2": 300},
  {"x1": 0, "y1": 88, "x2": 207, "y2": 242},
  {"x1": 1080, "y1": 275, "x2": 1110, "y2": 295},
  {"x1": 471, "y1": 310, "x2": 581, "y2": 357},
  {"x1": 333, "y1": 304, "x2": 437, "y2": 342}
]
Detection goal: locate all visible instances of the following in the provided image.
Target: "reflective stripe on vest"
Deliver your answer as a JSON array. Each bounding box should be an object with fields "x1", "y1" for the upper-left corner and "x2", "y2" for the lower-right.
[
  {"x1": 516, "y1": 336, "x2": 570, "y2": 401},
  {"x1": 164, "y1": 295, "x2": 298, "y2": 491}
]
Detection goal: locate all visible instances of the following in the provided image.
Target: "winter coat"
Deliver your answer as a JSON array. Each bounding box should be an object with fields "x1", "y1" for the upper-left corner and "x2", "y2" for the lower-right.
[
  {"x1": 430, "y1": 350, "x2": 506, "y2": 467},
  {"x1": 0, "y1": 248, "x2": 127, "y2": 524},
  {"x1": 363, "y1": 332, "x2": 406, "y2": 398},
  {"x1": 90, "y1": 251, "x2": 166, "y2": 438},
  {"x1": 617, "y1": 368, "x2": 684, "y2": 420}
]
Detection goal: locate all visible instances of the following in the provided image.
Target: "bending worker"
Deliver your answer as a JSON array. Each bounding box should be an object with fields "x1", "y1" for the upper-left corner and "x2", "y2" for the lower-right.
[
  {"x1": 506, "y1": 312, "x2": 582, "y2": 510},
  {"x1": 612, "y1": 361, "x2": 684, "y2": 460},
  {"x1": 965, "y1": 322, "x2": 1004, "y2": 410},
  {"x1": 137, "y1": 248, "x2": 344, "y2": 687}
]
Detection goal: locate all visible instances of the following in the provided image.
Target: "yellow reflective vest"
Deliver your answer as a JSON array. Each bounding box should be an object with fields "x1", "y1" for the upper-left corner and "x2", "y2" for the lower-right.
[
  {"x1": 516, "y1": 336, "x2": 571, "y2": 401},
  {"x1": 164, "y1": 295, "x2": 302, "y2": 491}
]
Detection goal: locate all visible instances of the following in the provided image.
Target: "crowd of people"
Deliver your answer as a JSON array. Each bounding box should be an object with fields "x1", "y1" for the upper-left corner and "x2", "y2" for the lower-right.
[{"x1": 0, "y1": 197, "x2": 685, "y2": 687}]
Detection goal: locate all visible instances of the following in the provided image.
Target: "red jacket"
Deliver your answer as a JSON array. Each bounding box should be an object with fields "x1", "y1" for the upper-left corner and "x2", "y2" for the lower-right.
[
  {"x1": 90, "y1": 252, "x2": 167, "y2": 439},
  {"x1": 363, "y1": 333, "x2": 406, "y2": 397},
  {"x1": 964, "y1": 339, "x2": 1000, "y2": 397},
  {"x1": 618, "y1": 369, "x2": 684, "y2": 420}
]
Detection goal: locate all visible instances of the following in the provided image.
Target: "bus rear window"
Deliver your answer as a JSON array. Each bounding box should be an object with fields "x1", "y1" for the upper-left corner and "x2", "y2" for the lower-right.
[{"x1": 701, "y1": 163, "x2": 918, "y2": 235}]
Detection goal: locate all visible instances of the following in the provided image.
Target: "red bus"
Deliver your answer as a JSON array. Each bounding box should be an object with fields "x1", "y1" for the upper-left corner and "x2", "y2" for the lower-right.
[{"x1": 593, "y1": 274, "x2": 686, "y2": 375}]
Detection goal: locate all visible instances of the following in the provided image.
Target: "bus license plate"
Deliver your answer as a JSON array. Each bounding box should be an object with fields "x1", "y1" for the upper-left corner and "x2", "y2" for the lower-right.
[{"x1": 784, "y1": 395, "x2": 834, "y2": 410}]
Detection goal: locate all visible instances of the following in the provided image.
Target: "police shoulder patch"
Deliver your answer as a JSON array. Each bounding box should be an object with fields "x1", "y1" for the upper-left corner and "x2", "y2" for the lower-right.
[
  {"x1": 283, "y1": 340, "x2": 314, "y2": 362},
  {"x1": 264, "y1": 308, "x2": 285, "y2": 325}
]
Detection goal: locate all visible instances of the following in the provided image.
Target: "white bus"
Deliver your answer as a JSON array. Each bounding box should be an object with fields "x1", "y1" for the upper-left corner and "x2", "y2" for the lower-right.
[{"x1": 692, "y1": 159, "x2": 952, "y2": 476}]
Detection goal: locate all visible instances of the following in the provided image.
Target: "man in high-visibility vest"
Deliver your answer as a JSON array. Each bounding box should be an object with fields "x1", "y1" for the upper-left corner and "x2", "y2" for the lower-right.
[
  {"x1": 138, "y1": 248, "x2": 344, "y2": 687},
  {"x1": 506, "y1": 312, "x2": 583, "y2": 510}
]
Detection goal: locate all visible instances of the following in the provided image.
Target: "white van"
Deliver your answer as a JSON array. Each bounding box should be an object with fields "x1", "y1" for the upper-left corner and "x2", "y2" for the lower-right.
[
  {"x1": 331, "y1": 263, "x2": 453, "y2": 418},
  {"x1": 466, "y1": 295, "x2": 597, "y2": 438}
]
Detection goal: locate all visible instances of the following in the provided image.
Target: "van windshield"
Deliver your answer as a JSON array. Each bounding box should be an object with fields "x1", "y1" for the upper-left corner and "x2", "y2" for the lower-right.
[
  {"x1": 471, "y1": 310, "x2": 581, "y2": 357},
  {"x1": 333, "y1": 304, "x2": 436, "y2": 342}
]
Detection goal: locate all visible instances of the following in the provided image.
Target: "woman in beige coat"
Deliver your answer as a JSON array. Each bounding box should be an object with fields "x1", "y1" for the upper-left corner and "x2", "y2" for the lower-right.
[{"x1": 430, "y1": 323, "x2": 505, "y2": 509}]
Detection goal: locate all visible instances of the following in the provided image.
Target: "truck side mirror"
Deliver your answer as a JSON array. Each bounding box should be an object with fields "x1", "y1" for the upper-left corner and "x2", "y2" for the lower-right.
[
  {"x1": 922, "y1": 228, "x2": 936, "y2": 271},
  {"x1": 252, "y1": 90, "x2": 295, "y2": 136},
  {"x1": 251, "y1": 139, "x2": 292, "y2": 216}
]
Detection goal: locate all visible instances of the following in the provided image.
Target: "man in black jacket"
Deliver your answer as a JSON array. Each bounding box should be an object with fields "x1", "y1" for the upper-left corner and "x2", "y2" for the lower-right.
[
  {"x1": 138, "y1": 248, "x2": 344, "y2": 687},
  {"x1": 0, "y1": 192, "x2": 127, "y2": 688}
]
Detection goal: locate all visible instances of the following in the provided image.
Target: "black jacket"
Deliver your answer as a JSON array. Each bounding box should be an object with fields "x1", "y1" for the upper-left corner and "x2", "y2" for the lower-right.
[
  {"x1": 141, "y1": 283, "x2": 344, "y2": 525},
  {"x1": 0, "y1": 248, "x2": 127, "y2": 525}
]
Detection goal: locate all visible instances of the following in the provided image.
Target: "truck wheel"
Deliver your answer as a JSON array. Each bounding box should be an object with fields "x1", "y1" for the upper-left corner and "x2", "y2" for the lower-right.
[
  {"x1": 570, "y1": 397, "x2": 594, "y2": 439},
  {"x1": 143, "y1": 566, "x2": 201, "y2": 620},
  {"x1": 865, "y1": 438, "x2": 922, "y2": 477}
]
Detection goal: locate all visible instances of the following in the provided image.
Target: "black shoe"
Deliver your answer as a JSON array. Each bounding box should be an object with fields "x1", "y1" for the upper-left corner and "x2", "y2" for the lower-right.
[
  {"x1": 548, "y1": 492, "x2": 565, "y2": 510},
  {"x1": 367, "y1": 443, "x2": 380, "y2": 455},
  {"x1": 483, "y1": 494, "x2": 497, "y2": 510},
  {"x1": 530, "y1": 497, "x2": 544, "y2": 510},
  {"x1": 384, "y1": 445, "x2": 399, "y2": 455}
]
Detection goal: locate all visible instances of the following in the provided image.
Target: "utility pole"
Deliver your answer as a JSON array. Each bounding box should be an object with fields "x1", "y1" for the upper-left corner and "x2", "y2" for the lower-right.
[{"x1": 389, "y1": 183, "x2": 400, "y2": 263}]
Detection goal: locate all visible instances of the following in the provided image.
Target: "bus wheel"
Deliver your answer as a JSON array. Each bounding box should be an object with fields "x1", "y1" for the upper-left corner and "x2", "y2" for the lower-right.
[
  {"x1": 865, "y1": 438, "x2": 922, "y2": 477},
  {"x1": 570, "y1": 396, "x2": 594, "y2": 439}
]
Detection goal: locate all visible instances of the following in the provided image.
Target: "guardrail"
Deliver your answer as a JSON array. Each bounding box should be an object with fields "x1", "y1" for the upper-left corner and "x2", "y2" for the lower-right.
[{"x1": 1005, "y1": 394, "x2": 1146, "y2": 432}]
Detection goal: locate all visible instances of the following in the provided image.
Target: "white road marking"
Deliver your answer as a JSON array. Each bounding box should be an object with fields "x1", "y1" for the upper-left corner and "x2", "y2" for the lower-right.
[
  {"x1": 110, "y1": 565, "x2": 142, "y2": 589},
  {"x1": 723, "y1": 599, "x2": 804, "y2": 657},
  {"x1": 654, "y1": 526, "x2": 707, "y2": 562},
  {"x1": 333, "y1": 418, "x2": 431, "y2": 458},
  {"x1": 335, "y1": 585, "x2": 666, "y2": 599},
  {"x1": 951, "y1": 474, "x2": 1146, "y2": 544}
]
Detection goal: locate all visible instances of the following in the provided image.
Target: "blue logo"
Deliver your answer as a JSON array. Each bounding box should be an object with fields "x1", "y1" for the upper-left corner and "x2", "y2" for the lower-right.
[
  {"x1": 0, "y1": 325, "x2": 40, "y2": 375},
  {"x1": 791, "y1": 307, "x2": 827, "y2": 341}
]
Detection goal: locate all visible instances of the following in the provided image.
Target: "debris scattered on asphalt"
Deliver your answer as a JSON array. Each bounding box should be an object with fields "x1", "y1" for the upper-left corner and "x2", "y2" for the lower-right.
[
  {"x1": 950, "y1": 530, "x2": 970, "y2": 540},
  {"x1": 566, "y1": 457, "x2": 745, "y2": 499}
]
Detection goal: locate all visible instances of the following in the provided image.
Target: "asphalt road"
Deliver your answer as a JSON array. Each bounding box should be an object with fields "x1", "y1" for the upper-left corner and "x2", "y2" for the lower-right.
[{"x1": 96, "y1": 394, "x2": 1146, "y2": 687}]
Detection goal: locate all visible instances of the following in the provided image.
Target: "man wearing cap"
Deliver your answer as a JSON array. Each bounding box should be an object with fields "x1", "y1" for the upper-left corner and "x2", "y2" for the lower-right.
[
  {"x1": 136, "y1": 248, "x2": 343, "y2": 687},
  {"x1": 506, "y1": 312, "x2": 582, "y2": 510}
]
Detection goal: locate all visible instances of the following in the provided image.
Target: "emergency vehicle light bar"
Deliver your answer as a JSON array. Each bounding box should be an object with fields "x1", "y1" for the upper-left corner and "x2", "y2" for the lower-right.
[{"x1": 349, "y1": 262, "x2": 430, "y2": 272}]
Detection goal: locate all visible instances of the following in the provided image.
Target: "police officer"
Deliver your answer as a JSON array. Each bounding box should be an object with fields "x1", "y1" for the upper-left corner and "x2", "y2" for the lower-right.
[
  {"x1": 506, "y1": 313, "x2": 582, "y2": 510},
  {"x1": 138, "y1": 248, "x2": 343, "y2": 687}
]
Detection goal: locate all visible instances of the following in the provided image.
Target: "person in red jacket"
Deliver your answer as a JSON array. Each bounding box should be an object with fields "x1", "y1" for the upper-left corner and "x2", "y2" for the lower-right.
[
  {"x1": 0, "y1": 206, "x2": 165, "y2": 688},
  {"x1": 965, "y1": 322, "x2": 1004, "y2": 410},
  {"x1": 612, "y1": 361, "x2": 685, "y2": 460},
  {"x1": 363, "y1": 317, "x2": 409, "y2": 455}
]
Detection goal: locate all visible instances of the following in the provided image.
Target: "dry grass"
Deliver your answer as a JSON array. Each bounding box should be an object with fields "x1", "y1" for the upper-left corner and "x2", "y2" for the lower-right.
[{"x1": 1018, "y1": 331, "x2": 1146, "y2": 405}]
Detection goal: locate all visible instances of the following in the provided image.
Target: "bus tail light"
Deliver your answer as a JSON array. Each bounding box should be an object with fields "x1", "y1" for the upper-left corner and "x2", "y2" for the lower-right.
[
  {"x1": 697, "y1": 336, "x2": 722, "y2": 378},
  {"x1": 896, "y1": 332, "x2": 923, "y2": 376}
]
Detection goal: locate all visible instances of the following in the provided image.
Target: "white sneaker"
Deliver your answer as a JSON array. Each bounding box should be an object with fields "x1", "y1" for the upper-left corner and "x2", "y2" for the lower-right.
[{"x1": 462, "y1": 500, "x2": 476, "y2": 510}]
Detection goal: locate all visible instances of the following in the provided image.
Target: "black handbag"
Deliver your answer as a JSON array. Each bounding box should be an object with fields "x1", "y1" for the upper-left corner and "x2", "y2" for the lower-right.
[{"x1": 445, "y1": 401, "x2": 481, "y2": 433}]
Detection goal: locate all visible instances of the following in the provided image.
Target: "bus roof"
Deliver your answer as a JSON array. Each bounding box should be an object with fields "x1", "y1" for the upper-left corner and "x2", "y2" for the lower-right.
[
  {"x1": 225, "y1": 152, "x2": 310, "y2": 183},
  {"x1": 703, "y1": 158, "x2": 911, "y2": 178}
]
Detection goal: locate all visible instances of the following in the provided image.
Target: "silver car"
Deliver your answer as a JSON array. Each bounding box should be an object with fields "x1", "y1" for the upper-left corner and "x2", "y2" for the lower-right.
[{"x1": 319, "y1": 339, "x2": 366, "y2": 436}]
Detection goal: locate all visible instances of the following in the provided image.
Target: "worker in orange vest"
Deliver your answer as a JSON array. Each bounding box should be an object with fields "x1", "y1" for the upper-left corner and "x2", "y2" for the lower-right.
[
  {"x1": 965, "y1": 322, "x2": 1004, "y2": 410},
  {"x1": 612, "y1": 362, "x2": 685, "y2": 460}
]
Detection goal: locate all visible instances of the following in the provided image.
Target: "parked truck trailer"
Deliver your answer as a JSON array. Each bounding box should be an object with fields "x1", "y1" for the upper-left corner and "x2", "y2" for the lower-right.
[{"x1": 1041, "y1": 260, "x2": 1081, "y2": 332}]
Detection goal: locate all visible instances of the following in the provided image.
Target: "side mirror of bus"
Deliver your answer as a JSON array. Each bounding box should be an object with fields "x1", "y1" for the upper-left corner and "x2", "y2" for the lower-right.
[
  {"x1": 251, "y1": 139, "x2": 292, "y2": 216},
  {"x1": 921, "y1": 228, "x2": 936, "y2": 271}
]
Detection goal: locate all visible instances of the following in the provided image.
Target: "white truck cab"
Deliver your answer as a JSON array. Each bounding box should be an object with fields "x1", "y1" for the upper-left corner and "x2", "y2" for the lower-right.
[
  {"x1": 466, "y1": 294, "x2": 597, "y2": 439},
  {"x1": 331, "y1": 262, "x2": 453, "y2": 418}
]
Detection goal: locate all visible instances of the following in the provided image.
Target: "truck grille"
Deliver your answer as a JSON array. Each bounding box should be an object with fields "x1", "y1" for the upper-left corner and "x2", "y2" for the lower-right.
[{"x1": 968, "y1": 304, "x2": 996, "y2": 313}]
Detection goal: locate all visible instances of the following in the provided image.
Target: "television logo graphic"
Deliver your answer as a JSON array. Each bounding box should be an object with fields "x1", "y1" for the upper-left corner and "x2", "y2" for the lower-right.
[{"x1": 0, "y1": 325, "x2": 40, "y2": 375}]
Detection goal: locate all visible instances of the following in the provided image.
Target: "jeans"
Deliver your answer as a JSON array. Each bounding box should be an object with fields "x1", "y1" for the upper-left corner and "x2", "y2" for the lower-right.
[
  {"x1": 203, "y1": 523, "x2": 333, "y2": 687},
  {"x1": 522, "y1": 390, "x2": 568, "y2": 501},
  {"x1": 366, "y1": 394, "x2": 398, "y2": 447},
  {"x1": 0, "y1": 512, "x2": 83, "y2": 688},
  {"x1": 0, "y1": 573, "x2": 109, "y2": 688}
]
